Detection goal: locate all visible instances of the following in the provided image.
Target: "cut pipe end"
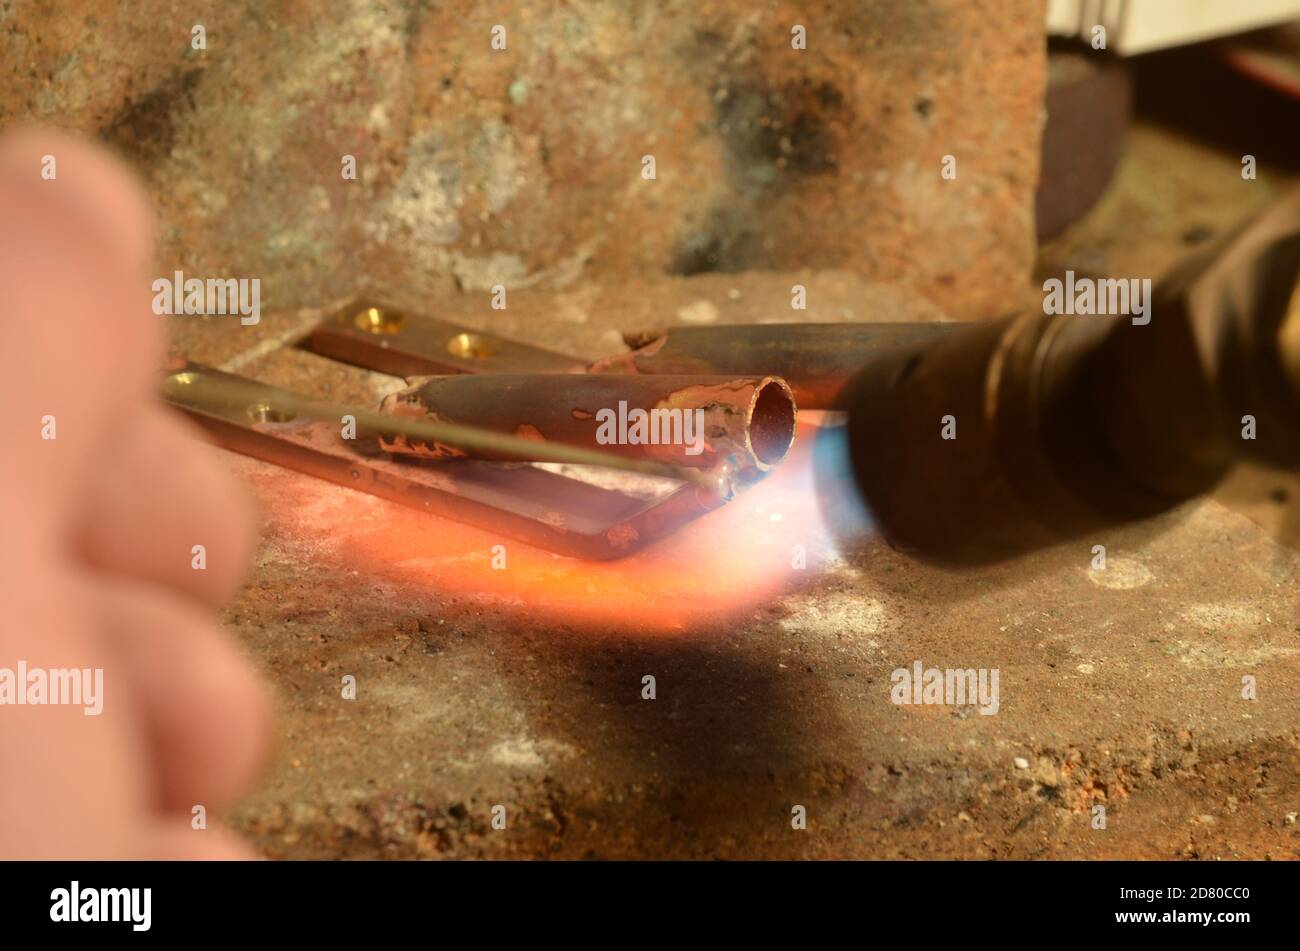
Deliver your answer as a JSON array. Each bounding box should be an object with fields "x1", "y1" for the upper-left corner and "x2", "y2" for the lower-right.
[{"x1": 746, "y1": 377, "x2": 798, "y2": 469}]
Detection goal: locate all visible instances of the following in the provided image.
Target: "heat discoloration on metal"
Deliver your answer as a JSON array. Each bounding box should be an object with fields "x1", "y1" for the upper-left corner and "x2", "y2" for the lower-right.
[
  {"x1": 605, "y1": 522, "x2": 639, "y2": 550},
  {"x1": 162, "y1": 363, "x2": 732, "y2": 560},
  {"x1": 378, "y1": 396, "x2": 471, "y2": 460},
  {"x1": 377, "y1": 373, "x2": 798, "y2": 473},
  {"x1": 169, "y1": 305, "x2": 856, "y2": 561},
  {"x1": 313, "y1": 301, "x2": 961, "y2": 411}
]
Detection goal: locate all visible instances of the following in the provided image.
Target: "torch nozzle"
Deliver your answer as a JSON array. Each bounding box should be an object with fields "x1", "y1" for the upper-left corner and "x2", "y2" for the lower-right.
[{"x1": 830, "y1": 188, "x2": 1300, "y2": 565}]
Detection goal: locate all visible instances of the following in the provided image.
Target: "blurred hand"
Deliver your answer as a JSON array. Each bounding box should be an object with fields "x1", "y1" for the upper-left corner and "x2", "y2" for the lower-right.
[{"x1": 0, "y1": 129, "x2": 271, "y2": 859}]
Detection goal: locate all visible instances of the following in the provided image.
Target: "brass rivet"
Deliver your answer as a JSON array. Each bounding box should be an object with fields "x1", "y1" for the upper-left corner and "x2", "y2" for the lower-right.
[
  {"x1": 446, "y1": 332, "x2": 498, "y2": 359},
  {"x1": 354, "y1": 306, "x2": 405, "y2": 334}
]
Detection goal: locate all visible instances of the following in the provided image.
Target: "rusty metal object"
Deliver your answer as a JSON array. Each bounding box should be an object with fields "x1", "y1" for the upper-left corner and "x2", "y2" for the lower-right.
[
  {"x1": 832, "y1": 187, "x2": 1300, "y2": 565},
  {"x1": 589, "y1": 323, "x2": 958, "y2": 408},
  {"x1": 163, "y1": 369, "x2": 710, "y2": 485},
  {"x1": 163, "y1": 363, "x2": 734, "y2": 560},
  {"x1": 1035, "y1": 50, "x2": 1131, "y2": 240},
  {"x1": 311, "y1": 308, "x2": 959, "y2": 410},
  {"x1": 378, "y1": 373, "x2": 797, "y2": 475},
  {"x1": 309, "y1": 298, "x2": 583, "y2": 377},
  {"x1": 165, "y1": 308, "x2": 811, "y2": 558},
  {"x1": 1220, "y1": 21, "x2": 1300, "y2": 101}
]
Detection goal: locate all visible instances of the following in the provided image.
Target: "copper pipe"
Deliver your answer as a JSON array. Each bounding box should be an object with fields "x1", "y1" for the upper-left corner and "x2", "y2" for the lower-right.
[{"x1": 379, "y1": 373, "x2": 798, "y2": 475}]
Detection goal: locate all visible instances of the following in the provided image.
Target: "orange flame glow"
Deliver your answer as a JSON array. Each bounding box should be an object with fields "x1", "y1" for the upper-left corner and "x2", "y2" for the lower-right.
[{"x1": 259, "y1": 420, "x2": 854, "y2": 633}]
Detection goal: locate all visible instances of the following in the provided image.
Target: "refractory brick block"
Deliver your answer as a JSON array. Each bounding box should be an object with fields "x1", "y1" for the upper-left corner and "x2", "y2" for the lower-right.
[{"x1": 1, "y1": 0, "x2": 1045, "y2": 320}]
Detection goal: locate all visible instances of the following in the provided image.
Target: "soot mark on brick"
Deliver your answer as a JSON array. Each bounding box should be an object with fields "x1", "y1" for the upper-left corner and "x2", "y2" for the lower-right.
[
  {"x1": 671, "y1": 206, "x2": 760, "y2": 276},
  {"x1": 671, "y1": 68, "x2": 849, "y2": 275},
  {"x1": 99, "y1": 68, "x2": 202, "y2": 170},
  {"x1": 714, "y1": 76, "x2": 846, "y2": 187}
]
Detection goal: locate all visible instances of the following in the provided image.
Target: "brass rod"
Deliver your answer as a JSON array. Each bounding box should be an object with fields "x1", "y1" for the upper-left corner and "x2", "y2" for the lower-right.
[{"x1": 162, "y1": 371, "x2": 714, "y2": 487}]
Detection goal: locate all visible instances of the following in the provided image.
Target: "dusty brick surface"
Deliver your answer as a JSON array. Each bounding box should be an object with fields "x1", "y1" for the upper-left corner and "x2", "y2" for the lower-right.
[{"x1": 2, "y1": 0, "x2": 1045, "y2": 320}]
